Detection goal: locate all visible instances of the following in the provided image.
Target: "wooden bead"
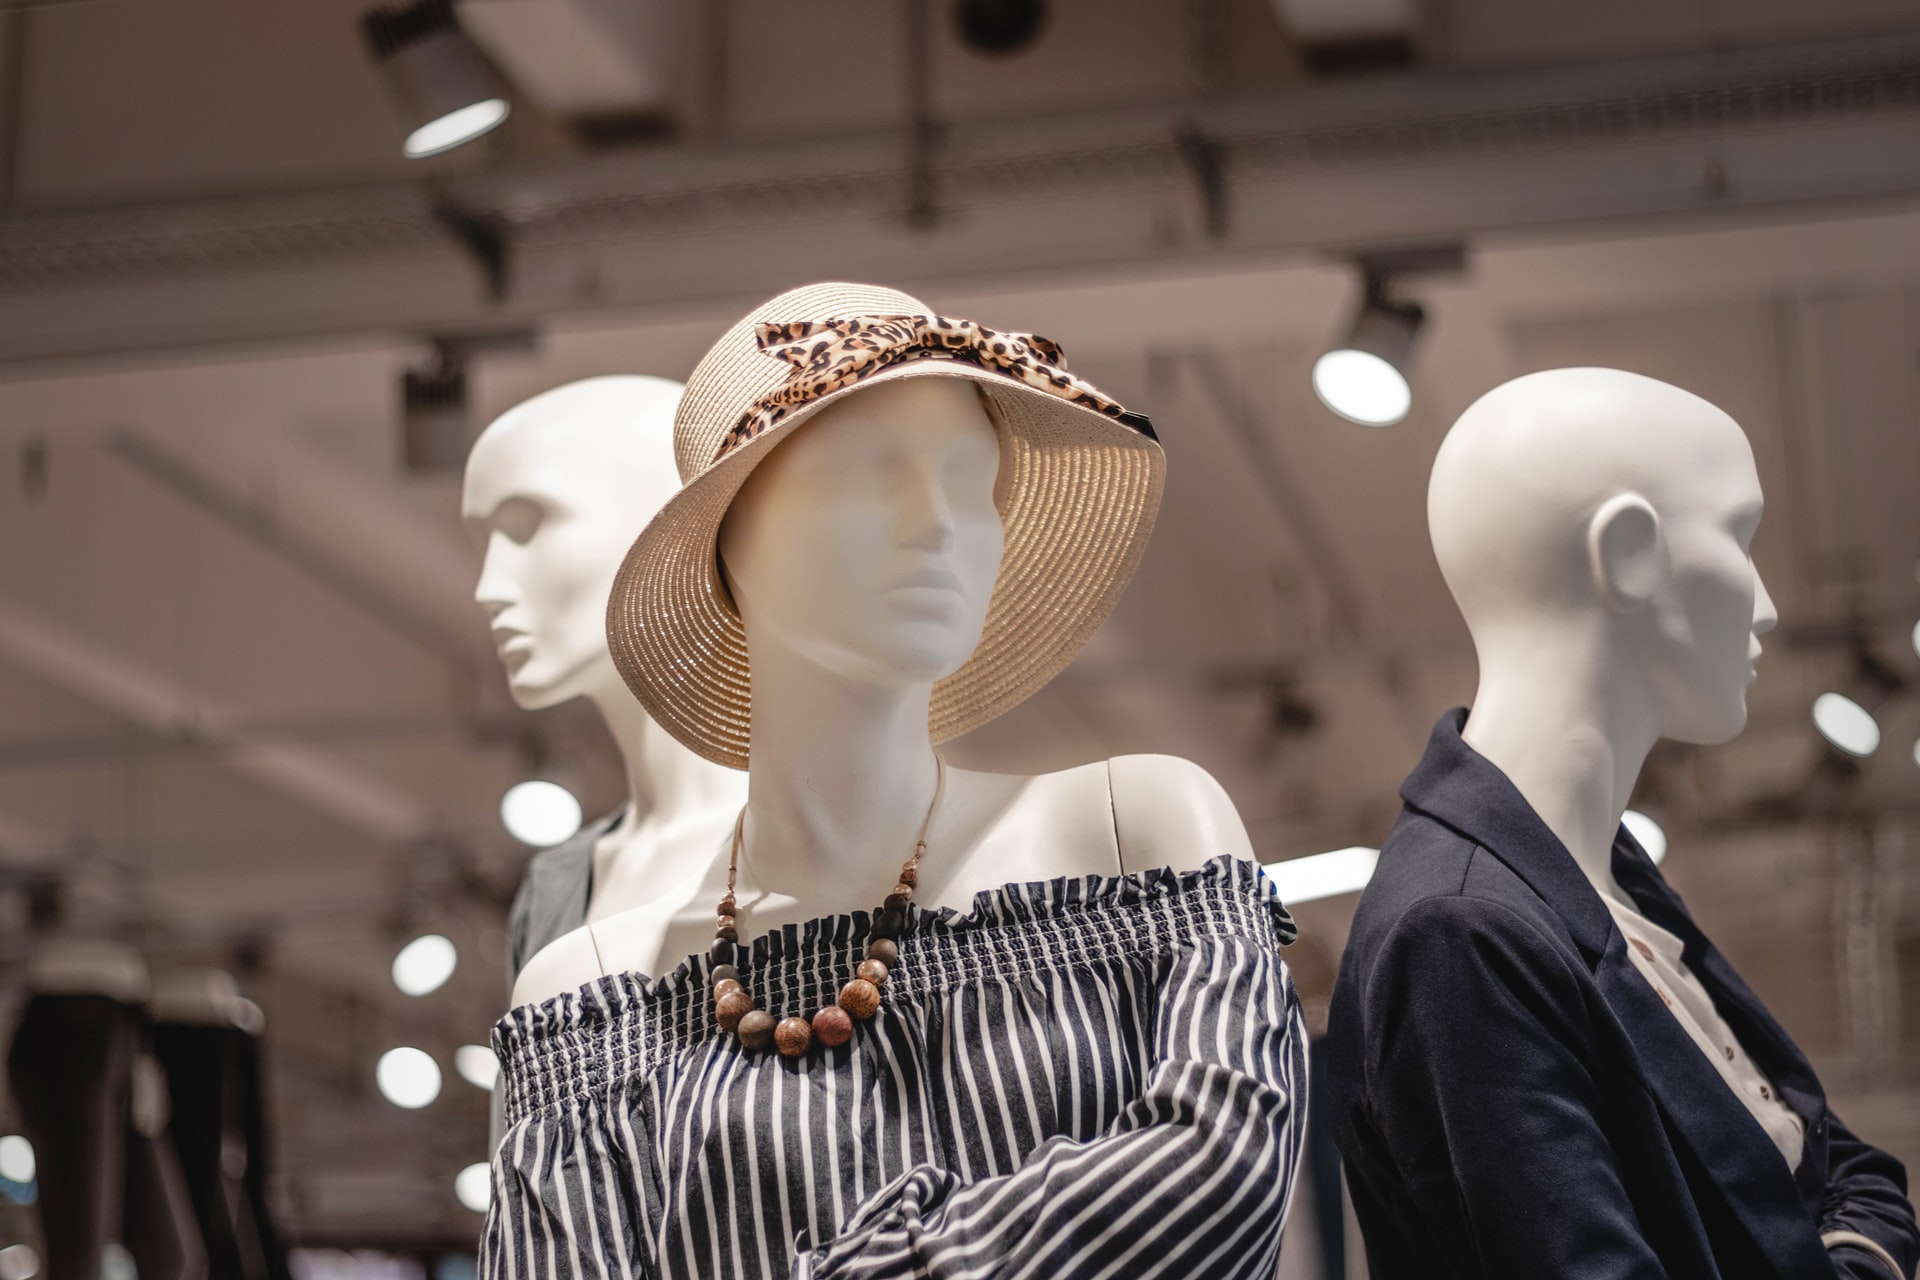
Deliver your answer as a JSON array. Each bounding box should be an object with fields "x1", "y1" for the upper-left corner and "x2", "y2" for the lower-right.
[
  {"x1": 715, "y1": 989, "x2": 753, "y2": 1033},
  {"x1": 715, "y1": 917, "x2": 739, "y2": 943},
  {"x1": 709, "y1": 937, "x2": 740, "y2": 966},
  {"x1": 866, "y1": 938, "x2": 899, "y2": 966},
  {"x1": 737, "y1": 1009, "x2": 776, "y2": 1051},
  {"x1": 872, "y1": 908, "x2": 904, "y2": 940},
  {"x1": 898, "y1": 865, "x2": 918, "y2": 887},
  {"x1": 883, "y1": 891, "x2": 910, "y2": 913},
  {"x1": 892, "y1": 883, "x2": 913, "y2": 900},
  {"x1": 718, "y1": 894, "x2": 736, "y2": 915},
  {"x1": 839, "y1": 978, "x2": 882, "y2": 1020},
  {"x1": 857, "y1": 958, "x2": 888, "y2": 986},
  {"x1": 711, "y1": 963, "x2": 739, "y2": 986},
  {"x1": 712, "y1": 978, "x2": 743, "y2": 1000},
  {"x1": 812, "y1": 1004, "x2": 854, "y2": 1048},
  {"x1": 774, "y1": 1016, "x2": 812, "y2": 1057}
]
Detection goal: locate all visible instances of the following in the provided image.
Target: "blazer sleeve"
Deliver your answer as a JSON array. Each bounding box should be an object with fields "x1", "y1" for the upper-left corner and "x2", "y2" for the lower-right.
[
  {"x1": 1821, "y1": 1110, "x2": 1918, "y2": 1279},
  {"x1": 788, "y1": 934, "x2": 1309, "y2": 1280},
  {"x1": 1361, "y1": 894, "x2": 1670, "y2": 1280}
]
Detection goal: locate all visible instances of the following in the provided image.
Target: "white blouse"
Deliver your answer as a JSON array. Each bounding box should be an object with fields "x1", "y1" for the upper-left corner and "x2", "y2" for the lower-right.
[{"x1": 1603, "y1": 896, "x2": 1805, "y2": 1172}]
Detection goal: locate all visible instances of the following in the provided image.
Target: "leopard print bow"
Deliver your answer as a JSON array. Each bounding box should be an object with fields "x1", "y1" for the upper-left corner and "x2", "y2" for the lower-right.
[{"x1": 714, "y1": 314, "x2": 1155, "y2": 461}]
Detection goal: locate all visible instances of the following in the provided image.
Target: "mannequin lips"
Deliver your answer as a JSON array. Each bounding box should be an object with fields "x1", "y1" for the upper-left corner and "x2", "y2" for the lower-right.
[{"x1": 887, "y1": 566, "x2": 965, "y2": 595}]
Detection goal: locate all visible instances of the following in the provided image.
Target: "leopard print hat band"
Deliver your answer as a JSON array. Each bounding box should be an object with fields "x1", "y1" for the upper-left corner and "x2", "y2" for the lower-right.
[
  {"x1": 713, "y1": 314, "x2": 1157, "y2": 462},
  {"x1": 605, "y1": 281, "x2": 1167, "y2": 769}
]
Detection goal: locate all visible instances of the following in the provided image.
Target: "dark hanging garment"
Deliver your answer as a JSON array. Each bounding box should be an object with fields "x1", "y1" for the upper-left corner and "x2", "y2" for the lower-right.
[
  {"x1": 7, "y1": 994, "x2": 208, "y2": 1280},
  {"x1": 151, "y1": 1023, "x2": 292, "y2": 1280}
]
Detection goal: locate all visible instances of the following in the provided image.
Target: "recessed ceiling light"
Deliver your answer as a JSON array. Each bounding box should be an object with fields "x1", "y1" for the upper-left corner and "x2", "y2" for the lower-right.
[
  {"x1": 501, "y1": 780, "x2": 583, "y2": 847},
  {"x1": 1621, "y1": 810, "x2": 1667, "y2": 864},
  {"x1": 376, "y1": 1047, "x2": 442, "y2": 1109},
  {"x1": 455, "y1": 1161, "x2": 492, "y2": 1212},
  {"x1": 454, "y1": 1044, "x2": 499, "y2": 1091},
  {"x1": 392, "y1": 934, "x2": 458, "y2": 997}
]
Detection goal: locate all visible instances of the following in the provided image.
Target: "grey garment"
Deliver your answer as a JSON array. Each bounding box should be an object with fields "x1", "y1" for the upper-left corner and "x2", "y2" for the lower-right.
[
  {"x1": 506, "y1": 807, "x2": 624, "y2": 979},
  {"x1": 489, "y1": 807, "x2": 622, "y2": 1153}
]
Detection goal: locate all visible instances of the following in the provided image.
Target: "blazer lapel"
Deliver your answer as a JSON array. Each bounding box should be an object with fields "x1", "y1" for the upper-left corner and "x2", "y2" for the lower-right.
[{"x1": 1401, "y1": 710, "x2": 1832, "y2": 1278}]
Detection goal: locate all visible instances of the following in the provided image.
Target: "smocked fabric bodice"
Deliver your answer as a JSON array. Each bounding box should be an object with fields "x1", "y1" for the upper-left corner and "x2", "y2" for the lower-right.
[{"x1": 482, "y1": 854, "x2": 1308, "y2": 1280}]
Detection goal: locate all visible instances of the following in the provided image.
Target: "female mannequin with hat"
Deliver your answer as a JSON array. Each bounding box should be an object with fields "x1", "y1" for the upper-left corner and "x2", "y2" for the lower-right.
[{"x1": 484, "y1": 284, "x2": 1308, "y2": 1280}]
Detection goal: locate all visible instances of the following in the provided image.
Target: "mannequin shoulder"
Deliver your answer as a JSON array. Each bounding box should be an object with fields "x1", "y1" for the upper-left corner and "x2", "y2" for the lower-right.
[
  {"x1": 1105, "y1": 754, "x2": 1255, "y2": 874},
  {"x1": 509, "y1": 926, "x2": 605, "y2": 1012}
]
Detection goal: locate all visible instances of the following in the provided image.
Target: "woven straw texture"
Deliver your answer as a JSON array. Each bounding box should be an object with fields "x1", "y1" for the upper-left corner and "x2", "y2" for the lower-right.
[{"x1": 606, "y1": 282, "x2": 1165, "y2": 768}]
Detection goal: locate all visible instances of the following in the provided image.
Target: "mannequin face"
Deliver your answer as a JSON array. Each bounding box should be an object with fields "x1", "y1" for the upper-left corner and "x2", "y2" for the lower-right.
[
  {"x1": 463, "y1": 378, "x2": 683, "y2": 710},
  {"x1": 718, "y1": 376, "x2": 1004, "y2": 687},
  {"x1": 1618, "y1": 433, "x2": 1777, "y2": 745},
  {"x1": 1430, "y1": 367, "x2": 1778, "y2": 750}
]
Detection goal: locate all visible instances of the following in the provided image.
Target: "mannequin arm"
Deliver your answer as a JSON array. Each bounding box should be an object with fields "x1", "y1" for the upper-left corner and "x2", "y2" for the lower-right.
[
  {"x1": 1819, "y1": 1115, "x2": 1918, "y2": 1279},
  {"x1": 789, "y1": 934, "x2": 1307, "y2": 1279},
  {"x1": 1360, "y1": 895, "x2": 1670, "y2": 1279}
]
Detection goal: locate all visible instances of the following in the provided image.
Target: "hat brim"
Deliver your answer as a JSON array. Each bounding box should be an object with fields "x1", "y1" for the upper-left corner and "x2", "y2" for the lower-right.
[{"x1": 606, "y1": 359, "x2": 1165, "y2": 769}]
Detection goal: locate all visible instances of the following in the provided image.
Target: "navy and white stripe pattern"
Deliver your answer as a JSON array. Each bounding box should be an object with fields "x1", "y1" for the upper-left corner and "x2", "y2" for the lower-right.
[{"x1": 482, "y1": 855, "x2": 1308, "y2": 1280}]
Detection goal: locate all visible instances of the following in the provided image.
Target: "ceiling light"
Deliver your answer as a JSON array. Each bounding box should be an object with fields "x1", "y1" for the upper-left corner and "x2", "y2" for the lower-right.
[
  {"x1": 1911, "y1": 617, "x2": 1919, "y2": 660},
  {"x1": 1911, "y1": 735, "x2": 1919, "y2": 769},
  {"x1": 0, "y1": 1135, "x2": 32, "y2": 1184},
  {"x1": 1313, "y1": 286, "x2": 1418, "y2": 426},
  {"x1": 1621, "y1": 810, "x2": 1667, "y2": 864},
  {"x1": 1263, "y1": 846, "x2": 1380, "y2": 904},
  {"x1": 362, "y1": 1, "x2": 510, "y2": 160},
  {"x1": 0, "y1": 1246, "x2": 39, "y2": 1280},
  {"x1": 501, "y1": 780, "x2": 583, "y2": 847},
  {"x1": 376, "y1": 1046, "x2": 442, "y2": 1109},
  {"x1": 455, "y1": 1162, "x2": 492, "y2": 1212},
  {"x1": 1813, "y1": 691, "x2": 1880, "y2": 758},
  {"x1": 454, "y1": 1044, "x2": 499, "y2": 1091},
  {"x1": 1312, "y1": 348, "x2": 1410, "y2": 427},
  {"x1": 392, "y1": 934, "x2": 458, "y2": 997}
]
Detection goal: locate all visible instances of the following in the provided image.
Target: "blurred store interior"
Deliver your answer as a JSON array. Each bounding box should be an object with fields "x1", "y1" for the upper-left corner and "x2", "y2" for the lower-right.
[{"x1": 1, "y1": 0, "x2": 1919, "y2": 1276}]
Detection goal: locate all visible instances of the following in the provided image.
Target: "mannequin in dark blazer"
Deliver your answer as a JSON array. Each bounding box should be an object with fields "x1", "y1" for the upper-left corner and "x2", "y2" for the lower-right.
[{"x1": 1325, "y1": 369, "x2": 1916, "y2": 1279}]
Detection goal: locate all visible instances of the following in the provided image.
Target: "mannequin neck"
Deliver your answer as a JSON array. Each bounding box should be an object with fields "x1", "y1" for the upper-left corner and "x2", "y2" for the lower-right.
[
  {"x1": 737, "y1": 641, "x2": 943, "y2": 907},
  {"x1": 1461, "y1": 621, "x2": 1658, "y2": 905},
  {"x1": 583, "y1": 670, "x2": 741, "y2": 837}
]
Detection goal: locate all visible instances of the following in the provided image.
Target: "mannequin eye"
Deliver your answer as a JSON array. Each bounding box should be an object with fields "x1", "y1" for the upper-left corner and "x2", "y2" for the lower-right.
[{"x1": 494, "y1": 497, "x2": 545, "y2": 544}]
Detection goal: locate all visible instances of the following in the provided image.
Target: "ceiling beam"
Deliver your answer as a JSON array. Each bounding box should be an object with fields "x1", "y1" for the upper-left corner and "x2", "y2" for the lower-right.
[{"x1": 0, "y1": 596, "x2": 435, "y2": 843}]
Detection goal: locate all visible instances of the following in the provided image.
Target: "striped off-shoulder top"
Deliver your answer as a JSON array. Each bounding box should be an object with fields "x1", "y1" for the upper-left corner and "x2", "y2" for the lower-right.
[{"x1": 481, "y1": 855, "x2": 1308, "y2": 1280}]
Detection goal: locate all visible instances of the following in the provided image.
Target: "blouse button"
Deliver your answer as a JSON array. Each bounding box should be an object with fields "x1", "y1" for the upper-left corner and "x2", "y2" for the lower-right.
[
  {"x1": 1724, "y1": 1045, "x2": 1735, "y2": 1061},
  {"x1": 1759, "y1": 1085, "x2": 1771, "y2": 1100}
]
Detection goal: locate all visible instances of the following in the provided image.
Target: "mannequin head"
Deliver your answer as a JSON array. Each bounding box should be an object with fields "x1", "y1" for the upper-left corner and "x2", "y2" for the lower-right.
[
  {"x1": 717, "y1": 376, "x2": 1005, "y2": 688},
  {"x1": 464, "y1": 376, "x2": 684, "y2": 710},
  {"x1": 1429, "y1": 368, "x2": 1776, "y2": 746}
]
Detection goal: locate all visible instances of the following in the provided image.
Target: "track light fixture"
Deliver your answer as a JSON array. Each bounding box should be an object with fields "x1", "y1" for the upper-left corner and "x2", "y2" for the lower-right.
[
  {"x1": 362, "y1": 0, "x2": 510, "y2": 159},
  {"x1": 1313, "y1": 245, "x2": 1464, "y2": 427}
]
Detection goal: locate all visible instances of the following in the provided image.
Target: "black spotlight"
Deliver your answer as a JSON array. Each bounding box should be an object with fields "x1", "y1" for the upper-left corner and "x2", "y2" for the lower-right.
[
  {"x1": 362, "y1": 0, "x2": 510, "y2": 159},
  {"x1": 955, "y1": 0, "x2": 1047, "y2": 55}
]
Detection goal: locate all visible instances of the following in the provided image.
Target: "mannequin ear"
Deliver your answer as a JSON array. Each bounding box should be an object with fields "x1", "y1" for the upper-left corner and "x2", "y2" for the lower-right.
[{"x1": 1587, "y1": 493, "x2": 1667, "y2": 611}]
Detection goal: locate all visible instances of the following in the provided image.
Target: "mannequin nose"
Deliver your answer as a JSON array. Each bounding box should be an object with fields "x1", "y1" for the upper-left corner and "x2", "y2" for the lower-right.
[
  {"x1": 1751, "y1": 568, "x2": 1778, "y2": 637},
  {"x1": 474, "y1": 537, "x2": 518, "y2": 614},
  {"x1": 898, "y1": 472, "x2": 957, "y2": 553}
]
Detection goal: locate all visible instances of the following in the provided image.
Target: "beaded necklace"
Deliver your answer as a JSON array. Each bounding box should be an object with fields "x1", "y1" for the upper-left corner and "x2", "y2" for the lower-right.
[{"x1": 709, "y1": 753, "x2": 947, "y2": 1056}]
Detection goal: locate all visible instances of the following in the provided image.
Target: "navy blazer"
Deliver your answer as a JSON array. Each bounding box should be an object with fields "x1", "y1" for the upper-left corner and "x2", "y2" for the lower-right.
[{"x1": 1325, "y1": 710, "x2": 1917, "y2": 1279}]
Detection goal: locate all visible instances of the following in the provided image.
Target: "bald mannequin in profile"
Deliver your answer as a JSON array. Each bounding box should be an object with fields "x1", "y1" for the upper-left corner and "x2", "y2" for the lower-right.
[
  {"x1": 1325, "y1": 369, "x2": 1916, "y2": 1280},
  {"x1": 463, "y1": 377, "x2": 746, "y2": 972}
]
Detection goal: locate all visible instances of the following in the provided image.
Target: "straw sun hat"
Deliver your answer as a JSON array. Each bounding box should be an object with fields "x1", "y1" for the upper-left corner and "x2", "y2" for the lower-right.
[{"x1": 606, "y1": 281, "x2": 1166, "y2": 769}]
